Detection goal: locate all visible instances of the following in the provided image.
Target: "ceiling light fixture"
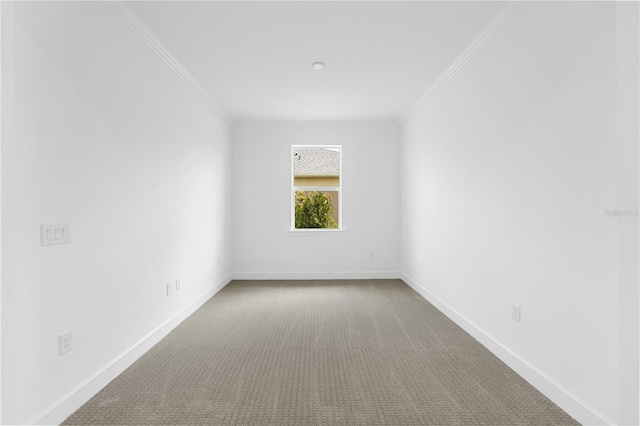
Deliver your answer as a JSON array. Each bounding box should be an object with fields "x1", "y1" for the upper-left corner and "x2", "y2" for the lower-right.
[{"x1": 312, "y1": 61, "x2": 325, "y2": 71}]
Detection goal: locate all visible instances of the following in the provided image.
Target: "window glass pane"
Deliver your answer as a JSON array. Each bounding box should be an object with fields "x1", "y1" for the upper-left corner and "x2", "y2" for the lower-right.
[
  {"x1": 292, "y1": 146, "x2": 341, "y2": 229},
  {"x1": 295, "y1": 191, "x2": 339, "y2": 229},
  {"x1": 293, "y1": 147, "x2": 340, "y2": 186}
]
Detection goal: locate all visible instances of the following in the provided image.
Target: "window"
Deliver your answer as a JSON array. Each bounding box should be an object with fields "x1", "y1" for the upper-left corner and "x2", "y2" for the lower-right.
[{"x1": 291, "y1": 145, "x2": 342, "y2": 230}]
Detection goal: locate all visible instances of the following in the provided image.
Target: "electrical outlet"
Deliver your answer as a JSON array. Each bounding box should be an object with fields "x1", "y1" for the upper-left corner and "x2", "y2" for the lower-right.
[
  {"x1": 176, "y1": 278, "x2": 182, "y2": 291},
  {"x1": 59, "y1": 331, "x2": 72, "y2": 356},
  {"x1": 370, "y1": 251, "x2": 375, "y2": 259},
  {"x1": 217, "y1": 257, "x2": 221, "y2": 267},
  {"x1": 166, "y1": 282, "x2": 173, "y2": 296},
  {"x1": 511, "y1": 304, "x2": 521, "y2": 323}
]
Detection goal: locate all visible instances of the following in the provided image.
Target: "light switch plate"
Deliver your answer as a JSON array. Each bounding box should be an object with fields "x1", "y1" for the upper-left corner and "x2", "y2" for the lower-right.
[{"x1": 42, "y1": 224, "x2": 71, "y2": 246}]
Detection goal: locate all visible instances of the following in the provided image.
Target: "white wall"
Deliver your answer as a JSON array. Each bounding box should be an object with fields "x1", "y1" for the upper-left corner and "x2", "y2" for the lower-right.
[
  {"x1": 1, "y1": 2, "x2": 232, "y2": 424},
  {"x1": 400, "y1": 2, "x2": 638, "y2": 425},
  {"x1": 615, "y1": 3, "x2": 640, "y2": 424},
  {"x1": 232, "y1": 122, "x2": 400, "y2": 279}
]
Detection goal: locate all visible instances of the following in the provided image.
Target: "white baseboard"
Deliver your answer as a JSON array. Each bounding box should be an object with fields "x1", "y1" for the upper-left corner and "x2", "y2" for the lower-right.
[
  {"x1": 232, "y1": 271, "x2": 401, "y2": 281},
  {"x1": 29, "y1": 274, "x2": 233, "y2": 426},
  {"x1": 28, "y1": 272, "x2": 608, "y2": 425},
  {"x1": 400, "y1": 273, "x2": 615, "y2": 426}
]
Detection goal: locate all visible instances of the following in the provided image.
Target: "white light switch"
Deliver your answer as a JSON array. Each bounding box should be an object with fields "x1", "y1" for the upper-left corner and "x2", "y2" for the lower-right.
[{"x1": 41, "y1": 224, "x2": 71, "y2": 246}]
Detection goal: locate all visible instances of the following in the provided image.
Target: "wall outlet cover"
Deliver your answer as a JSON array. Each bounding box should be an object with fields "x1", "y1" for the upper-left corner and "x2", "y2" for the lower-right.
[
  {"x1": 59, "y1": 331, "x2": 72, "y2": 356},
  {"x1": 511, "y1": 304, "x2": 521, "y2": 323}
]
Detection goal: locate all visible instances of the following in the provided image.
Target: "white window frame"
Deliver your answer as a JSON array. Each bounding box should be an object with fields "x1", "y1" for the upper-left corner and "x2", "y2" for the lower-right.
[{"x1": 291, "y1": 145, "x2": 343, "y2": 231}]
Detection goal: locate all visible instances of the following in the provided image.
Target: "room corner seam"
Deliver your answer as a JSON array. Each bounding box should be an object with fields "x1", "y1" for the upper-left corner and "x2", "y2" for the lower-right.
[
  {"x1": 400, "y1": 1, "x2": 531, "y2": 124},
  {"x1": 101, "y1": 0, "x2": 233, "y2": 124}
]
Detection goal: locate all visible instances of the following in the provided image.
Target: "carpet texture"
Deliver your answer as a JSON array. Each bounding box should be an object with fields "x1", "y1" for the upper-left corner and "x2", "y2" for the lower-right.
[{"x1": 64, "y1": 280, "x2": 578, "y2": 425}]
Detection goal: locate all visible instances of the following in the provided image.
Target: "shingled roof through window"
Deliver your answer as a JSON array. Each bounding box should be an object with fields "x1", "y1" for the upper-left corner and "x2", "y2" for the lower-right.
[{"x1": 293, "y1": 147, "x2": 340, "y2": 177}]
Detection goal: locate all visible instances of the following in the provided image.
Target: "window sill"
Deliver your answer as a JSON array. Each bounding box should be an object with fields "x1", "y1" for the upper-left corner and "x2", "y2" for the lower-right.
[{"x1": 288, "y1": 228, "x2": 347, "y2": 234}]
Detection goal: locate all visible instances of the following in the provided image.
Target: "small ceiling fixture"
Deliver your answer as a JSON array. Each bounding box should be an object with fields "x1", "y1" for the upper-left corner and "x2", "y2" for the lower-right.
[{"x1": 312, "y1": 61, "x2": 325, "y2": 71}]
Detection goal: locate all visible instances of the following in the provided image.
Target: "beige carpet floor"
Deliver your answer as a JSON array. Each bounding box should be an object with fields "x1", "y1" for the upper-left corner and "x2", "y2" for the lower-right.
[{"x1": 63, "y1": 279, "x2": 578, "y2": 425}]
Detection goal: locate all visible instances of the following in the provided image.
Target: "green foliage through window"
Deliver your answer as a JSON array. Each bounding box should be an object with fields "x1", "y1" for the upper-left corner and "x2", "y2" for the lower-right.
[{"x1": 295, "y1": 191, "x2": 338, "y2": 229}]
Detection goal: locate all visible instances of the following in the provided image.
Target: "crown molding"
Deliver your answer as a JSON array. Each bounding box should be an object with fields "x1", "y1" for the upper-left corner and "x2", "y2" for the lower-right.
[
  {"x1": 400, "y1": 1, "x2": 531, "y2": 124},
  {"x1": 102, "y1": 1, "x2": 232, "y2": 124}
]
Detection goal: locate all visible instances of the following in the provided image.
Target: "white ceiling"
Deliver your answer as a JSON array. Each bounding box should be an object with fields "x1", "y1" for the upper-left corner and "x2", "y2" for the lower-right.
[{"x1": 127, "y1": 1, "x2": 505, "y2": 121}]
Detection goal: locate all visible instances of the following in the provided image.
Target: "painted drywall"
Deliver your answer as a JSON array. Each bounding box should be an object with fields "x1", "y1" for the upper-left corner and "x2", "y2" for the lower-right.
[
  {"x1": 400, "y1": 2, "x2": 637, "y2": 425},
  {"x1": 1, "y1": 2, "x2": 232, "y2": 424},
  {"x1": 615, "y1": 3, "x2": 640, "y2": 424},
  {"x1": 232, "y1": 122, "x2": 400, "y2": 279}
]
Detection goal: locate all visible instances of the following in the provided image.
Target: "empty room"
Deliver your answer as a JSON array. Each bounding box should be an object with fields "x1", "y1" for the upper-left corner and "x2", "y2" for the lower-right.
[{"x1": 1, "y1": 0, "x2": 638, "y2": 425}]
